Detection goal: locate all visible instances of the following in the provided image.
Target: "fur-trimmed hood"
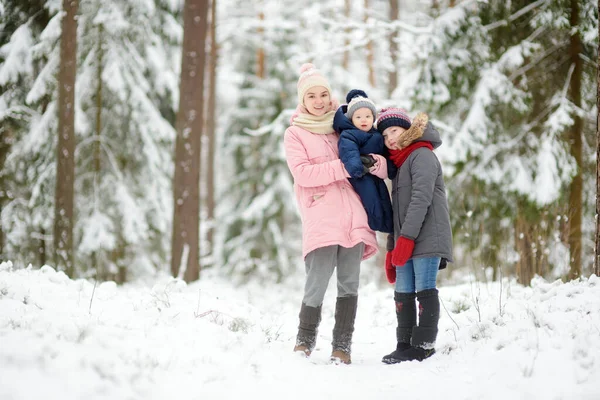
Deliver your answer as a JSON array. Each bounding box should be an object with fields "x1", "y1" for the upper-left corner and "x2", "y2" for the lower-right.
[{"x1": 396, "y1": 113, "x2": 442, "y2": 150}]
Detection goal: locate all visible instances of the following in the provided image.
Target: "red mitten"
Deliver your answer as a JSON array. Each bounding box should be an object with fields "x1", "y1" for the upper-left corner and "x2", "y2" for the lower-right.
[
  {"x1": 384, "y1": 251, "x2": 396, "y2": 284},
  {"x1": 391, "y1": 236, "x2": 415, "y2": 267}
]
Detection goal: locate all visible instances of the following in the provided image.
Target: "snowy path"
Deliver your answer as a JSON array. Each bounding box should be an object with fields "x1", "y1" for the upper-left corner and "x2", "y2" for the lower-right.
[{"x1": 1, "y1": 261, "x2": 599, "y2": 400}]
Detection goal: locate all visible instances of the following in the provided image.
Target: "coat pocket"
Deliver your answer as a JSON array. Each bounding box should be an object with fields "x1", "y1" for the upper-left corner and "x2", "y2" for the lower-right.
[
  {"x1": 306, "y1": 191, "x2": 326, "y2": 208},
  {"x1": 298, "y1": 184, "x2": 328, "y2": 208}
]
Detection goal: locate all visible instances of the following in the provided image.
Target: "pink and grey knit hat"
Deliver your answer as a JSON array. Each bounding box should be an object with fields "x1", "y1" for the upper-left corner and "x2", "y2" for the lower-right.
[
  {"x1": 297, "y1": 63, "x2": 332, "y2": 106},
  {"x1": 376, "y1": 107, "x2": 412, "y2": 133}
]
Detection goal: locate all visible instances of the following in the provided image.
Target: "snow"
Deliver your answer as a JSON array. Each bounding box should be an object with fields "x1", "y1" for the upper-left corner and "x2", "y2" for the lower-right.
[
  {"x1": 1, "y1": 1, "x2": 598, "y2": 397},
  {"x1": 0, "y1": 24, "x2": 34, "y2": 85},
  {"x1": 78, "y1": 211, "x2": 116, "y2": 254},
  {"x1": 1, "y1": 260, "x2": 599, "y2": 400}
]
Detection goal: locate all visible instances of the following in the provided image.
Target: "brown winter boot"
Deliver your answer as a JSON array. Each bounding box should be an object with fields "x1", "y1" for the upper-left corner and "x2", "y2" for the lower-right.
[
  {"x1": 330, "y1": 295, "x2": 358, "y2": 365},
  {"x1": 330, "y1": 349, "x2": 351, "y2": 364},
  {"x1": 294, "y1": 303, "x2": 322, "y2": 357},
  {"x1": 293, "y1": 344, "x2": 311, "y2": 357}
]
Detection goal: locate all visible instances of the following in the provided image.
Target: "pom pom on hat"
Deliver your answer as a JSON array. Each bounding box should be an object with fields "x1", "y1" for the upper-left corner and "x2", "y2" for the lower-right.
[
  {"x1": 376, "y1": 107, "x2": 412, "y2": 133},
  {"x1": 299, "y1": 63, "x2": 315, "y2": 74},
  {"x1": 297, "y1": 63, "x2": 332, "y2": 106},
  {"x1": 346, "y1": 89, "x2": 368, "y2": 104},
  {"x1": 345, "y1": 89, "x2": 377, "y2": 120}
]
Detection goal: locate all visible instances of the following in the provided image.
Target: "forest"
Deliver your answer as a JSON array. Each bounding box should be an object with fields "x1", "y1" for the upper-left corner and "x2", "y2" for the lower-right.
[{"x1": 0, "y1": 0, "x2": 598, "y2": 285}]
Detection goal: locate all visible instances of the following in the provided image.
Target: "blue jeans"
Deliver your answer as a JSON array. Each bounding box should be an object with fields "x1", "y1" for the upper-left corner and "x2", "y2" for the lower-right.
[{"x1": 395, "y1": 257, "x2": 440, "y2": 293}]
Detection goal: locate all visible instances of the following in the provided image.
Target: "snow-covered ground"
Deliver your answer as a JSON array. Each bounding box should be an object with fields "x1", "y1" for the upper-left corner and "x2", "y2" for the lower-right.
[{"x1": 0, "y1": 260, "x2": 599, "y2": 400}]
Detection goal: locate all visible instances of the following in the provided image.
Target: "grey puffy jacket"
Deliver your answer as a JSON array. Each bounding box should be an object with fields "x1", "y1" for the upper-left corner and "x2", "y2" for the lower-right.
[{"x1": 386, "y1": 113, "x2": 453, "y2": 264}]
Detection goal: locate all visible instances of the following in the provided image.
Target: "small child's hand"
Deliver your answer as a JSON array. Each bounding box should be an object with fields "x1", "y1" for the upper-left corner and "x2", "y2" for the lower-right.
[
  {"x1": 360, "y1": 155, "x2": 376, "y2": 169},
  {"x1": 367, "y1": 154, "x2": 388, "y2": 179},
  {"x1": 358, "y1": 164, "x2": 370, "y2": 177},
  {"x1": 391, "y1": 236, "x2": 415, "y2": 267},
  {"x1": 368, "y1": 160, "x2": 379, "y2": 173}
]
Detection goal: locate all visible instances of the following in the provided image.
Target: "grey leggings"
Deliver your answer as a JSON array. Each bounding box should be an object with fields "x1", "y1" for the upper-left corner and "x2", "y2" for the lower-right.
[{"x1": 302, "y1": 243, "x2": 365, "y2": 307}]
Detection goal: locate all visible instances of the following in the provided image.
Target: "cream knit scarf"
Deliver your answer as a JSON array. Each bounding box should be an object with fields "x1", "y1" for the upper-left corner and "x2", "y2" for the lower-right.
[{"x1": 292, "y1": 110, "x2": 336, "y2": 135}]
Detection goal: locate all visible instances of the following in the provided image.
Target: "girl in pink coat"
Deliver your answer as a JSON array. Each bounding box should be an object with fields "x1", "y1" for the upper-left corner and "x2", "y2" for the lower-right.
[{"x1": 284, "y1": 63, "x2": 385, "y2": 364}]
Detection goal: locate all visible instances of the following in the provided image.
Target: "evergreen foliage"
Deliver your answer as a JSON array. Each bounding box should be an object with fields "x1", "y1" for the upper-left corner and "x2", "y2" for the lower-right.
[
  {"x1": 397, "y1": 1, "x2": 597, "y2": 279},
  {"x1": 0, "y1": 0, "x2": 180, "y2": 279},
  {"x1": 0, "y1": 0, "x2": 596, "y2": 283},
  {"x1": 218, "y1": 2, "x2": 301, "y2": 282}
]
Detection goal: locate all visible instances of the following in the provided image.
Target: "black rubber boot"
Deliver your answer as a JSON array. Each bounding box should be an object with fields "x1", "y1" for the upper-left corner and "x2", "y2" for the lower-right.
[
  {"x1": 382, "y1": 342, "x2": 413, "y2": 364},
  {"x1": 382, "y1": 292, "x2": 416, "y2": 364},
  {"x1": 396, "y1": 288, "x2": 440, "y2": 362}
]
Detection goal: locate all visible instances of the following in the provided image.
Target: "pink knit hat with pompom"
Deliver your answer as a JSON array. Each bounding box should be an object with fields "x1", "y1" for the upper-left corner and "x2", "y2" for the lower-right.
[
  {"x1": 296, "y1": 63, "x2": 332, "y2": 106},
  {"x1": 376, "y1": 107, "x2": 412, "y2": 133}
]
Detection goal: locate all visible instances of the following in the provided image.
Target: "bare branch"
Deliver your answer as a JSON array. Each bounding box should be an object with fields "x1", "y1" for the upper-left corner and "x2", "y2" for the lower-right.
[
  {"x1": 194, "y1": 289, "x2": 201, "y2": 317},
  {"x1": 579, "y1": 52, "x2": 595, "y2": 67},
  {"x1": 484, "y1": 0, "x2": 549, "y2": 31},
  {"x1": 561, "y1": 63, "x2": 576, "y2": 100},
  {"x1": 440, "y1": 297, "x2": 460, "y2": 330},
  {"x1": 89, "y1": 280, "x2": 97, "y2": 315},
  {"x1": 525, "y1": 25, "x2": 546, "y2": 43},
  {"x1": 509, "y1": 41, "x2": 569, "y2": 81}
]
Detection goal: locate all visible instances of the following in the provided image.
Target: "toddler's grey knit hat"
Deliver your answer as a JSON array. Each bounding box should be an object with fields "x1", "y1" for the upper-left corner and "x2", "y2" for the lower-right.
[{"x1": 345, "y1": 89, "x2": 377, "y2": 120}]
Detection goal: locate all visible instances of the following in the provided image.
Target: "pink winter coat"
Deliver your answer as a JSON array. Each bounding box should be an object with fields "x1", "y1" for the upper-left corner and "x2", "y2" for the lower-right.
[{"x1": 284, "y1": 117, "x2": 379, "y2": 261}]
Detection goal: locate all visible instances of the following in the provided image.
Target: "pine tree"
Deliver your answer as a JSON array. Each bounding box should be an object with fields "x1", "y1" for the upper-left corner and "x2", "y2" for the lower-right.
[
  {"x1": 218, "y1": 1, "x2": 302, "y2": 282},
  {"x1": 0, "y1": 0, "x2": 54, "y2": 267},
  {"x1": 421, "y1": 1, "x2": 597, "y2": 281},
  {"x1": 1, "y1": 0, "x2": 181, "y2": 279},
  {"x1": 478, "y1": 0, "x2": 597, "y2": 280},
  {"x1": 388, "y1": 1, "x2": 597, "y2": 281},
  {"x1": 74, "y1": 0, "x2": 179, "y2": 281}
]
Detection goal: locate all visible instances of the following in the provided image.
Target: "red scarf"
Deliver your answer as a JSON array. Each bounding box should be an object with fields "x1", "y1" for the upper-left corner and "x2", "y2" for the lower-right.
[{"x1": 389, "y1": 142, "x2": 433, "y2": 167}]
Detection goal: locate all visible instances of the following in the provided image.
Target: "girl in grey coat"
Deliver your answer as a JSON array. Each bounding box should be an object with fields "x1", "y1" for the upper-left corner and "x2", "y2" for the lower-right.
[{"x1": 375, "y1": 108, "x2": 453, "y2": 364}]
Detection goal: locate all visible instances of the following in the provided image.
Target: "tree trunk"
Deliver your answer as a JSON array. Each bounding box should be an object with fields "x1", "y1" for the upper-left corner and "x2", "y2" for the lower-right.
[
  {"x1": 205, "y1": 0, "x2": 218, "y2": 256},
  {"x1": 567, "y1": 0, "x2": 583, "y2": 280},
  {"x1": 39, "y1": 227, "x2": 47, "y2": 266},
  {"x1": 171, "y1": 0, "x2": 209, "y2": 283},
  {"x1": 388, "y1": 0, "x2": 399, "y2": 97},
  {"x1": 0, "y1": 125, "x2": 11, "y2": 260},
  {"x1": 112, "y1": 245, "x2": 126, "y2": 284},
  {"x1": 364, "y1": 0, "x2": 375, "y2": 87},
  {"x1": 343, "y1": 0, "x2": 350, "y2": 71},
  {"x1": 514, "y1": 201, "x2": 549, "y2": 285},
  {"x1": 93, "y1": 24, "x2": 104, "y2": 277},
  {"x1": 596, "y1": 0, "x2": 600, "y2": 277},
  {"x1": 257, "y1": 11, "x2": 265, "y2": 79},
  {"x1": 250, "y1": 9, "x2": 265, "y2": 196},
  {"x1": 54, "y1": 0, "x2": 78, "y2": 277},
  {"x1": 515, "y1": 210, "x2": 533, "y2": 285}
]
